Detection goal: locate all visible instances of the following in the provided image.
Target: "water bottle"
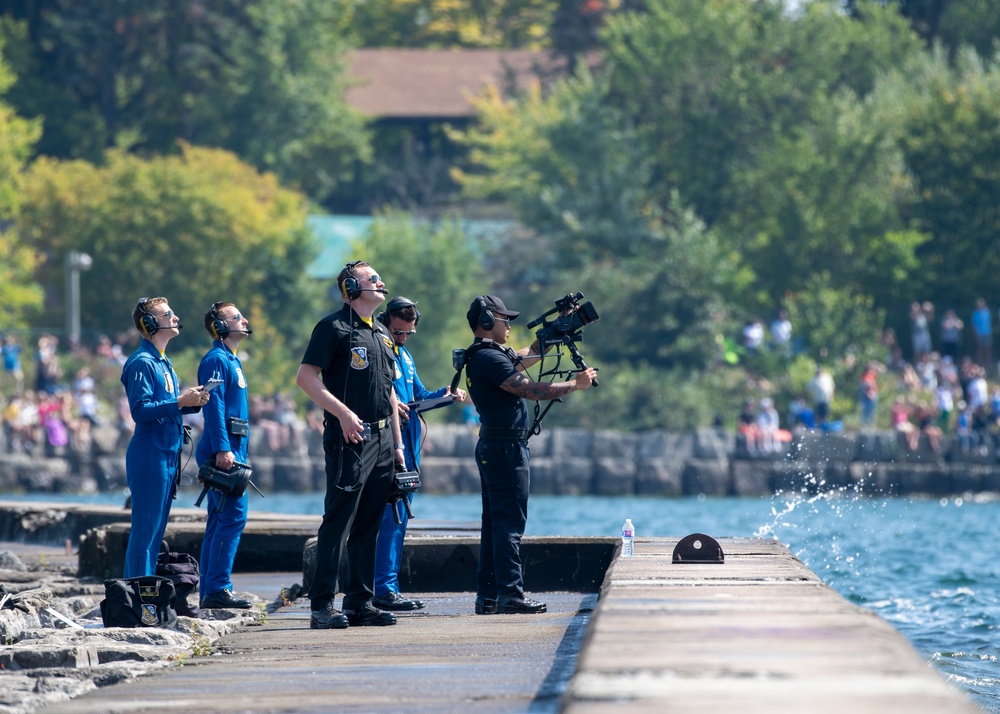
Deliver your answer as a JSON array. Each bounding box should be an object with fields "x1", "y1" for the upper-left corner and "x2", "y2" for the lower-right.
[{"x1": 620, "y1": 518, "x2": 635, "y2": 558}]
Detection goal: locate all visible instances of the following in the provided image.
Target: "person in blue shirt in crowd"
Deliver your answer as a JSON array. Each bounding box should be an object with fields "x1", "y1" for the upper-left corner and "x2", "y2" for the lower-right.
[
  {"x1": 372, "y1": 297, "x2": 466, "y2": 611},
  {"x1": 196, "y1": 302, "x2": 254, "y2": 609},
  {"x1": 1, "y1": 334, "x2": 24, "y2": 395},
  {"x1": 121, "y1": 297, "x2": 209, "y2": 578}
]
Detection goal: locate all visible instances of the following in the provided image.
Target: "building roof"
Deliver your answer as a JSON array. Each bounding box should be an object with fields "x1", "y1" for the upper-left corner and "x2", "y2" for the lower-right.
[{"x1": 345, "y1": 49, "x2": 569, "y2": 119}]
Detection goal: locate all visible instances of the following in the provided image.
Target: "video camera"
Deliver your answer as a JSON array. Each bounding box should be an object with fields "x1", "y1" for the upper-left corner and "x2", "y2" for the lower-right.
[
  {"x1": 388, "y1": 468, "x2": 422, "y2": 525},
  {"x1": 527, "y1": 292, "x2": 600, "y2": 348},
  {"x1": 194, "y1": 461, "x2": 261, "y2": 508},
  {"x1": 526, "y1": 291, "x2": 600, "y2": 388}
]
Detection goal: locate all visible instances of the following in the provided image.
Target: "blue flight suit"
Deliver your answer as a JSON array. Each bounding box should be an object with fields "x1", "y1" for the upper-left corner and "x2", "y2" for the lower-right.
[
  {"x1": 374, "y1": 344, "x2": 447, "y2": 597},
  {"x1": 121, "y1": 340, "x2": 199, "y2": 578},
  {"x1": 196, "y1": 341, "x2": 251, "y2": 598}
]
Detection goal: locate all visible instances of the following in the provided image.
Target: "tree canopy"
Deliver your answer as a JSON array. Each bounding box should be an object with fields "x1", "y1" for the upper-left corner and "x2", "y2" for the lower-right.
[
  {"x1": 0, "y1": 30, "x2": 42, "y2": 328},
  {"x1": 0, "y1": 0, "x2": 369, "y2": 207},
  {"x1": 16, "y1": 144, "x2": 322, "y2": 365}
]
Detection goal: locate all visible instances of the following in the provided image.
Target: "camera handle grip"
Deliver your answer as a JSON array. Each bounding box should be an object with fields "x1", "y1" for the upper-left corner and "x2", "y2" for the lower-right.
[{"x1": 568, "y1": 342, "x2": 599, "y2": 388}]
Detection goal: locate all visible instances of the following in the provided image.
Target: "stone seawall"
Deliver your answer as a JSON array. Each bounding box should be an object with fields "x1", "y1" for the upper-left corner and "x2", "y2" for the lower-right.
[{"x1": 1, "y1": 424, "x2": 998, "y2": 497}]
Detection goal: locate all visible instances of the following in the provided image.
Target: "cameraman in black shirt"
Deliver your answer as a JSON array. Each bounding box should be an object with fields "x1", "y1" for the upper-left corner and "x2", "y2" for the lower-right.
[{"x1": 464, "y1": 295, "x2": 596, "y2": 615}]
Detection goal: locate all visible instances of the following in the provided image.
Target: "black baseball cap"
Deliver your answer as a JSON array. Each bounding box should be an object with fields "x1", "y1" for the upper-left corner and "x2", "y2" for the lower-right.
[
  {"x1": 481, "y1": 295, "x2": 518, "y2": 319},
  {"x1": 467, "y1": 295, "x2": 519, "y2": 329}
]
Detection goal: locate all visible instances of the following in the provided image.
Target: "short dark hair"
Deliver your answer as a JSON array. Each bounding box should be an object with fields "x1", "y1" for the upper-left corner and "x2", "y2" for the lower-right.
[{"x1": 204, "y1": 301, "x2": 235, "y2": 336}]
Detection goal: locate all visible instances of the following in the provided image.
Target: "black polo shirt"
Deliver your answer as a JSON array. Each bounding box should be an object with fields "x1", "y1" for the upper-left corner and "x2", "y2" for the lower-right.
[
  {"x1": 465, "y1": 339, "x2": 528, "y2": 430},
  {"x1": 301, "y1": 304, "x2": 397, "y2": 425}
]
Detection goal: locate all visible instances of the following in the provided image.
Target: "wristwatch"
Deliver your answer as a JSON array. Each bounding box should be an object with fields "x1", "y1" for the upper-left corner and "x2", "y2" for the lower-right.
[{"x1": 394, "y1": 444, "x2": 405, "y2": 450}]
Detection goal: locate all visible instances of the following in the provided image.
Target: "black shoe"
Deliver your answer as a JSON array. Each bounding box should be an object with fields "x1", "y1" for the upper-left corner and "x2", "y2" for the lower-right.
[
  {"x1": 372, "y1": 591, "x2": 425, "y2": 611},
  {"x1": 310, "y1": 602, "x2": 349, "y2": 630},
  {"x1": 474, "y1": 597, "x2": 497, "y2": 615},
  {"x1": 495, "y1": 596, "x2": 547, "y2": 614},
  {"x1": 200, "y1": 588, "x2": 252, "y2": 609},
  {"x1": 344, "y1": 602, "x2": 397, "y2": 626}
]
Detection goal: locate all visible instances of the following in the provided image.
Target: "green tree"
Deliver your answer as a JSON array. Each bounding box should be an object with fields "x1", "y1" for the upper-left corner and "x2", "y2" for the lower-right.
[
  {"x1": 0, "y1": 1, "x2": 369, "y2": 206},
  {"x1": 17, "y1": 145, "x2": 322, "y2": 370},
  {"x1": 599, "y1": 0, "x2": 923, "y2": 307},
  {"x1": 356, "y1": 211, "x2": 488, "y2": 394},
  {"x1": 347, "y1": 0, "x2": 557, "y2": 49},
  {"x1": 881, "y1": 0, "x2": 1000, "y2": 59},
  {"x1": 457, "y1": 70, "x2": 745, "y2": 370},
  {"x1": 871, "y1": 46, "x2": 1000, "y2": 321},
  {"x1": 0, "y1": 28, "x2": 42, "y2": 328}
]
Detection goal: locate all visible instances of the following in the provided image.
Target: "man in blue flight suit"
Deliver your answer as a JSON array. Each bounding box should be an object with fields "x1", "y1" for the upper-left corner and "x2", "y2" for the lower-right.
[
  {"x1": 121, "y1": 297, "x2": 210, "y2": 578},
  {"x1": 296, "y1": 260, "x2": 406, "y2": 629},
  {"x1": 372, "y1": 297, "x2": 466, "y2": 611},
  {"x1": 196, "y1": 301, "x2": 254, "y2": 609},
  {"x1": 464, "y1": 295, "x2": 596, "y2": 615}
]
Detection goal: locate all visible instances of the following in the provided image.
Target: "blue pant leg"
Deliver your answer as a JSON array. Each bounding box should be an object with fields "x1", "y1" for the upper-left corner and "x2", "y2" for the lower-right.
[
  {"x1": 200, "y1": 490, "x2": 249, "y2": 596},
  {"x1": 200, "y1": 499, "x2": 221, "y2": 593},
  {"x1": 124, "y1": 448, "x2": 175, "y2": 578},
  {"x1": 374, "y1": 493, "x2": 411, "y2": 596}
]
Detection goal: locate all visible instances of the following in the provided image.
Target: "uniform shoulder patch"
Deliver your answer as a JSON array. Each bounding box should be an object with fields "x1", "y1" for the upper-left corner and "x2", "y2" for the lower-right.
[{"x1": 351, "y1": 347, "x2": 369, "y2": 370}]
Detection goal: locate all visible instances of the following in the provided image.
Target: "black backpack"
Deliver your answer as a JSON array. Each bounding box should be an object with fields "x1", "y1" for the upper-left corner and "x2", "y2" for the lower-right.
[
  {"x1": 156, "y1": 541, "x2": 201, "y2": 618},
  {"x1": 100, "y1": 575, "x2": 178, "y2": 629}
]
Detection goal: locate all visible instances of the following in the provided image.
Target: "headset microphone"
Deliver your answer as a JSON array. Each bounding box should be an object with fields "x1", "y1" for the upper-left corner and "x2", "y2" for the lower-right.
[{"x1": 360, "y1": 288, "x2": 389, "y2": 294}]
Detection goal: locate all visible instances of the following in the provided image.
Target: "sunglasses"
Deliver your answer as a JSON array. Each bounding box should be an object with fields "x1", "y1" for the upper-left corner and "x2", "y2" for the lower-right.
[
  {"x1": 225, "y1": 313, "x2": 244, "y2": 322},
  {"x1": 392, "y1": 329, "x2": 416, "y2": 336},
  {"x1": 155, "y1": 310, "x2": 175, "y2": 320},
  {"x1": 495, "y1": 317, "x2": 510, "y2": 325}
]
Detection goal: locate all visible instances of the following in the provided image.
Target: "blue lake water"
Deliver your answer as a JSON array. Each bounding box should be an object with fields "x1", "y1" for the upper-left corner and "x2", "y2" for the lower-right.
[{"x1": 6, "y1": 488, "x2": 999, "y2": 711}]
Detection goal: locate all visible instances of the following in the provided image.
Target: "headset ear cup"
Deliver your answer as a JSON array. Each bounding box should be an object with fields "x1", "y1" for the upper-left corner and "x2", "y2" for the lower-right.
[
  {"x1": 475, "y1": 296, "x2": 494, "y2": 330},
  {"x1": 343, "y1": 277, "x2": 361, "y2": 300},
  {"x1": 211, "y1": 319, "x2": 229, "y2": 340},
  {"x1": 140, "y1": 314, "x2": 158, "y2": 336}
]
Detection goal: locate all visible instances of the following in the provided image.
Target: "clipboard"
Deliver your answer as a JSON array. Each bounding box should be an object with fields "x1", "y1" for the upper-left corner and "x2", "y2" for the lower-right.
[{"x1": 407, "y1": 395, "x2": 457, "y2": 413}]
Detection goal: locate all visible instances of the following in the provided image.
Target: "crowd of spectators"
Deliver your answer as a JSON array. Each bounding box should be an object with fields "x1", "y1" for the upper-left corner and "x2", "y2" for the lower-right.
[
  {"x1": 739, "y1": 298, "x2": 1000, "y2": 457},
  {"x1": 0, "y1": 330, "x2": 320, "y2": 460}
]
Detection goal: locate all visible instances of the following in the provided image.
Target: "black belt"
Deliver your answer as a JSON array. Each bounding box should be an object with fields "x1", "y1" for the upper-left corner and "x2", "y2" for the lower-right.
[
  {"x1": 479, "y1": 426, "x2": 531, "y2": 442},
  {"x1": 364, "y1": 417, "x2": 390, "y2": 430}
]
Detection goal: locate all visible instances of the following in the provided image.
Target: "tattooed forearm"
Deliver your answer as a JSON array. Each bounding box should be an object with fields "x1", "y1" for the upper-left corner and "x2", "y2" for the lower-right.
[{"x1": 501, "y1": 372, "x2": 575, "y2": 401}]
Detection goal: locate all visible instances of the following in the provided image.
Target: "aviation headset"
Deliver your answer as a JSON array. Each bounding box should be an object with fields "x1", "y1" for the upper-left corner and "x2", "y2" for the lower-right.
[
  {"x1": 474, "y1": 295, "x2": 495, "y2": 331},
  {"x1": 136, "y1": 297, "x2": 160, "y2": 336},
  {"x1": 341, "y1": 261, "x2": 364, "y2": 301},
  {"x1": 377, "y1": 296, "x2": 421, "y2": 328},
  {"x1": 208, "y1": 302, "x2": 230, "y2": 341}
]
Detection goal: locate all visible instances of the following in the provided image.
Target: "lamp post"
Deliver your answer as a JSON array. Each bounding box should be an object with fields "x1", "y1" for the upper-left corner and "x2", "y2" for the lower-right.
[{"x1": 65, "y1": 250, "x2": 92, "y2": 348}]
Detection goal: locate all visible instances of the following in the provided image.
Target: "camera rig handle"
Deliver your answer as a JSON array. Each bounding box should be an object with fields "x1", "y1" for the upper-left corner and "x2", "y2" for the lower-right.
[
  {"x1": 390, "y1": 495, "x2": 414, "y2": 526},
  {"x1": 567, "y1": 339, "x2": 599, "y2": 388}
]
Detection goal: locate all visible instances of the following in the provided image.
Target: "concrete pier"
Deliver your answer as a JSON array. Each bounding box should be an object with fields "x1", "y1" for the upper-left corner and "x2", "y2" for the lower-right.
[
  {"x1": 564, "y1": 538, "x2": 977, "y2": 713},
  {"x1": 33, "y1": 535, "x2": 977, "y2": 713}
]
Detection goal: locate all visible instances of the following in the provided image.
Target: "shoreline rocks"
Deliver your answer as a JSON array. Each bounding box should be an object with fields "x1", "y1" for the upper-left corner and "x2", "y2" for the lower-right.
[
  {"x1": 0, "y1": 548, "x2": 265, "y2": 714},
  {"x1": 1, "y1": 425, "x2": 1000, "y2": 498}
]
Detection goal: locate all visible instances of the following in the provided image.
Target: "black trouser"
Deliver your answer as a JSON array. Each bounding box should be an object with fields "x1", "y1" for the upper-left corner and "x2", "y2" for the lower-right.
[
  {"x1": 475, "y1": 439, "x2": 530, "y2": 601},
  {"x1": 310, "y1": 425, "x2": 393, "y2": 611}
]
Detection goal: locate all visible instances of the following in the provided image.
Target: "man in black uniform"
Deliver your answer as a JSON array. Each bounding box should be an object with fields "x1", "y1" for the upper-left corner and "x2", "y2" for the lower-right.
[
  {"x1": 464, "y1": 295, "x2": 597, "y2": 615},
  {"x1": 296, "y1": 260, "x2": 406, "y2": 629}
]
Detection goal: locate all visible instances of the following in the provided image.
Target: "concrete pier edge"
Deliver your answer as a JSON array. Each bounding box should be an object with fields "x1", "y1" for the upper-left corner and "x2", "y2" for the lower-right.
[{"x1": 0, "y1": 502, "x2": 980, "y2": 711}]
